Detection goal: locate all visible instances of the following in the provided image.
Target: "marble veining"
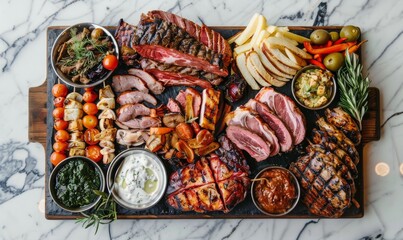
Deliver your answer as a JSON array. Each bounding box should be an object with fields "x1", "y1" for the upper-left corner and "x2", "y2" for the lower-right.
[{"x1": 1, "y1": 0, "x2": 403, "y2": 239}]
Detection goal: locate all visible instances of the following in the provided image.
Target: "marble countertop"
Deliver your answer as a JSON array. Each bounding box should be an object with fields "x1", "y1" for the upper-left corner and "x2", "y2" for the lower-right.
[{"x1": 1, "y1": 0, "x2": 402, "y2": 239}]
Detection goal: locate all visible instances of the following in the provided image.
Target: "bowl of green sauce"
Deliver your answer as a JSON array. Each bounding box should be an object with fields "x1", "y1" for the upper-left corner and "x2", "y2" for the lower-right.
[{"x1": 49, "y1": 156, "x2": 105, "y2": 213}]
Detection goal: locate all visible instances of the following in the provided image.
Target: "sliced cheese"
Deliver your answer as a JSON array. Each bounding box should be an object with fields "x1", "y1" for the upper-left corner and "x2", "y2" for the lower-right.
[
  {"x1": 236, "y1": 53, "x2": 260, "y2": 90},
  {"x1": 235, "y1": 13, "x2": 260, "y2": 45}
]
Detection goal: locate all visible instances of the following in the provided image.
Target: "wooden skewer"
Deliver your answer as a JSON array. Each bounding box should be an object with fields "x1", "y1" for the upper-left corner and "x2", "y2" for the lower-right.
[{"x1": 251, "y1": 178, "x2": 270, "y2": 185}]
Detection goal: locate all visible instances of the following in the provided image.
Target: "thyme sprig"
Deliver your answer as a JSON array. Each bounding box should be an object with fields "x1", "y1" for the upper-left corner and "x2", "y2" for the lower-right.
[{"x1": 337, "y1": 49, "x2": 371, "y2": 130}]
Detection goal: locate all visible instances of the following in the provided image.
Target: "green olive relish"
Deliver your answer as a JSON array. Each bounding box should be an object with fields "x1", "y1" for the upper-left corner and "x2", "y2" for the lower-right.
[
  {"x1": 55, "y1": 159, "x2": 101, "y2": 208},
  {"x1": 295, "y1": 68, "x2": 334, "y2": 108}
]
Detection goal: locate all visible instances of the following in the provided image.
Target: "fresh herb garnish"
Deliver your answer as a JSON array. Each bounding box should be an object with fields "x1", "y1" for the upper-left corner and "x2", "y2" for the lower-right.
[
  {"x1": 337, "y1": 49, "x2": 371, "y2": 130},
  {"x1": 76, "y1": 189, "x2": 117, "y2": 234}
]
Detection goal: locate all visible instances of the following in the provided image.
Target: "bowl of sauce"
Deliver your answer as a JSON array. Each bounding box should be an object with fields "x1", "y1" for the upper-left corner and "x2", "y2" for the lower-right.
[
  {"x1": 49, "y1": 156, "x2": 105, "y2": 213},
  {"x1": 251, "y1": 166, "x2": 300, "y2": 216},
  {"x1": 292, "y1": 65, "x2": 336, "y2": 110},
  {"x1": 106, "y1": 148, "x2": 167, "y2": 210}
]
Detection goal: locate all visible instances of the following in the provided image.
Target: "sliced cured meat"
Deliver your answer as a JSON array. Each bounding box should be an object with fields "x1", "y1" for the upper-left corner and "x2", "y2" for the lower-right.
[
  {"x1": 140, "y1": 58, "x2": 223, "y2": 85},
  {"x1": 226, "y1": 125, "x2": 270, "y2": 161},
  {"x1": 147, "y1": 69, "x2": 212, "y2": 89},
  {"x1": 127, "y1": 68, "x2": 165, "y2": 94},
  {"x1": 112, "y1": 75, "x2": 149, "y2": 93},
  {"x1": 116, "y1": 104, "x2": 151, "y2": 122},
  {"x1": 135, "y1": 44, "x2": 227, "y2": 77},
  {"x1": 118, "y1": 116, "x2": 161, "y2": 129},
  {"x1": 227, "y1": 107, "x2": 280, "y2": 157},
  {"x1": 255, "y1": 87, "x2": 306, "y2": 145},
  {"x1": 117, "y1": 90, "x2": 157, "y2": 106},
  {"x1": 245, "y1": 99, "x2": 293, "y2": 152},
  {"x1": 166, "y1": 98, "x2": 182, "y2": 113}
]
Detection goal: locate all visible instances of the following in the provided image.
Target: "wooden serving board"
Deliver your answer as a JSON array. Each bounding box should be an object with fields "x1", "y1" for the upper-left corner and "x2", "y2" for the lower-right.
[{"x1": 29, "y1": 26, "x2": 380, "y2": 219}]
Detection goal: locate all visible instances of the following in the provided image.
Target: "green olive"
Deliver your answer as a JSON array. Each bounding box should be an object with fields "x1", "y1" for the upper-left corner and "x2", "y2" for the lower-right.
[
  {"x1": 310, "y1": 29, "x2": 331, "y2": 45},
  {"x1": 340, "y1": 25, "x2": 360, "y2": 42},
  {"x1": 323, "y1": 52, "x2": 344, "y2": 72},
  {"x1": 329, "y1": 31, "x2": 339, "y2": 42},
  {"x1": 91, "y1": 28, "x2": 104, "y2": 40}
]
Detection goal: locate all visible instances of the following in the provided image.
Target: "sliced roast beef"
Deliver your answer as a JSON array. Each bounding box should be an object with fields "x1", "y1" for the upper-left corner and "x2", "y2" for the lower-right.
[
  {"x1": 146, "y1": 69, "x2": 212, "y2": 89},
  {"x1": 116, "y1": 104, "x2": 151, "y2": 122},
  {"x1": 166, "y1": 98, "x2": 182, "y2": 113},
  {"x1": 134, "y1": 44, "x2": 227, "y2": 77},
  {"x1": 127, "y1": 68, "x2": 165, "y2": 94},
  {"x1": 140, "y1": 59, "x2": 223, "y2": 85},
  {"x1": 227, "y1": 107, "x2": 280, "y2": 157},
  {"x1": 118, "y1": 116, "x2": 161, "y2": 129},
  {"x1": 226, "y1": 125, "x2": 270, "y2": 162},
  {"x1": 245, "y1": 99, "x2": 293, "y2": 152},
  {"x1": 117, "y1": 90, "x2": 157, "y2": 106},
  {"x1": 255, "y1": 87, "x2": 306, "y2": 145},
  {"x1": 112, "y1": 75, "x2": 149, "y2": 93}
]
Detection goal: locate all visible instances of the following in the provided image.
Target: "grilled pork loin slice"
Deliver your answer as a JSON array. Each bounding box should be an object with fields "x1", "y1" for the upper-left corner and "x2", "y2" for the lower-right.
[
  {"x1": 245, "y1": 99, "x2": 292, "y2": 152},
  {"x1": 175, "y1": 88, "x2": 202, "y2": 117},
  {"x1": 226, "y1": 125, "x2": 270, "y2": 161},
  {"x1": 127, "y1": 68, "x2": 165, "y2": 94},
  {"x1": 199, "y1": 88, "x2": 221, "y2": 131},
  {"x1": 325, "y1": 107, "x2": 361, "y2": 145},
  {"x1": 215, "y1": 135, "x2": 250, "y2": 175},
  {"x1": 117, "y1": 90, "x2": 157, "y2": 106},
  {"x1": 116, "y1": 104, "x2": 152, "y2": 122},
  {"x1": 166, "y1": 98, "x2": 182, "y2": 113},
  {"x1": 118, "y1": 116, "x2": 161, "y2": 129},
  {"x1": 227, "y1": 107, "x2": 280, "y2": 157},
  {"x1": 255, "y1": 87, "x2": 306, "y2": 145},
  {"x1": 112, "y1": 75, "x2": 149, "y2": 93},
  {"x1": 146, "y1": 69, "x2": 212, "y2": 89},
  {"x1": 116, "y1": 129, "x2": 148, "y2": 146}
]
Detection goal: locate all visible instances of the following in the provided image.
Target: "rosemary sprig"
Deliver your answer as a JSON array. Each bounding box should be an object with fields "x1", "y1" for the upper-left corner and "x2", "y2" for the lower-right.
[
  {"x1": 337, "y1": 49, "x2": 371, "y2": 130},
  {"x1": 76, "y1": 189, "x2": 117, "y2": 234}
]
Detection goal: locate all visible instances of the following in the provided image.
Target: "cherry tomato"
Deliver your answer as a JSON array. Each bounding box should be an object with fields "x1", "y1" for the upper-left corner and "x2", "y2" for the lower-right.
[
  {"x1": 50, "y1": 152, "x2": 66, "y2": 166},
  {"x1": 83, "y1": 103, "x2": 98, "y2": 115},
  {"x1": 102, "y1": 55, "x2": 118, "y2": 70},
  {"x1": 53, "y1": 141, "x2": 69, "y2": 153},
  {"x1": 53, "y1": 97, "x2": 65, "y2": 107},
  {"x1": 54, "y1": 130, "x2": 70, "y2": 142},
  {"x1": 53, "y1": 107, "x2": 64, "y2": 119},
  {"x1": 83, "y1": 115, "x2": 98, "y2": 129},
  {"x1": 83, "y1": 90, "x2": 98, "y2": 103},
  {"x1": 52, "y1": 84, "x2": 68, "y2": 98},
  {"x1": 84, "y1": 128, "x2": 100, "y2": 145},
  {"x1": 54, "y1": 119, "x2": 68, "y2": 130},
  {"x1": 86, "y1": 145, "x2": 102, "y2": 162},
  {"x1": 85, "y1": 87, "x2": 94, "y2": 92}
]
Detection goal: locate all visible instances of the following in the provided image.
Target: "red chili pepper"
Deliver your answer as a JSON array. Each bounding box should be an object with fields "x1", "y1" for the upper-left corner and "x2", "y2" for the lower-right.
[
  {"x1": 326, "y1": 40, "x2": 333, "y2": 47},
  {"x1": 313, "y1": 54, "x2": 323, "y2": 63},
  {"x1": 334, "y1": 37, "x2": 347, "y2": 45},
  {"x1": 309, "y1": 59, "x2": 326, "y2": 69},
  {"x1": 304, "y1": 41, "x2": 356, "y2": 55},
  {"x1": 348, "y1": 40, "x2": 368, "y2": 54}
]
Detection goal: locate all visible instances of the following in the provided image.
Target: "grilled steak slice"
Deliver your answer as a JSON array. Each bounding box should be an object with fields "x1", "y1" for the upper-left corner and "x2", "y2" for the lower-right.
[
  {"x1": 226, "y1": 125, "x2": 270, "y2": 161},
  {"x1": 127, "y1": 68, "x2": 165, "y2": 94},
  {"x1": 227, "y1": 107, "x2": 280, "y2": 157},
  {"x1": 290, "y1": 153, "x2": 352, "y2": 218},
  {"x1": 118, "y1": 116, "x2": 161, "y2": 129},
  {"x1": 216, "y1": 176, "x2": 250, "y2": 213},
  {"x1": 325, "y1": 107, "x2": 361, "y2": 145},
  {"x1": 140, "y1": 58, "x2": 223, "y2": 85},
  {"x1": 146, "y1": 69, "x2": 212, "y2": 89},
  {"x1": 245, "y1": 99, "x2": 293, "y2": 152},
  {"x1": 215, "y1": 135, "x2": 250, "y2": 175},
  {"x1": 167, "y1": 183, "x2": 224, "y2": 213},
  {"x1": 116, "y1": 104, "x2": 151, "y2": 122},
  {"x1": 209, "y1": 153, "x2": 247, "y2": 181},
  {"x1": 255, "y1": 87, "x2": 306, "y2": 145},
  {"x1": 175, "y1": 88, "x2": 202, "y2": 118},
  {"x1": 112, "y1": 75, "x2": 149, "y2": 93},
  {"x1": 199, "y1": 88, "x2": 221, "y2": 131},
  {"x1": 135, "y1": 44, "x2": 227, "y2": 77},
  {"x1": 117, "y1": 90, "x2": 157, "y2": 106},
  {"x1": 168, "y1": 158, "x2": 215, "y2": 194},
  {"x1": 167, "y1": 98, "x2": 182, "y2": 113}
]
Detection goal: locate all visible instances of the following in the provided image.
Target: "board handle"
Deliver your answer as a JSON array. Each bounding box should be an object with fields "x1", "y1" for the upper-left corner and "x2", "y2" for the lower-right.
[
  {"x1": 28, "y1": 81, "x2": 48, "y2": 149},
  {"x1": 362, "y1": 87, "x2": 381, "y2": 145}
]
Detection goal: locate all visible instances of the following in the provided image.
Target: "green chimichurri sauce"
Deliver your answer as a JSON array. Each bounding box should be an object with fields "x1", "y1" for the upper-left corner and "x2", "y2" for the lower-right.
[{"x1": 55, "y1": 159, "x2": 101, "y2": 208}]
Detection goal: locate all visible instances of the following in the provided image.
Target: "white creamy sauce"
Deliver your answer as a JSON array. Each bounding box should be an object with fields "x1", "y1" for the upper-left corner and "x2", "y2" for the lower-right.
[{"x1": 114, "y1": 154, "x2": 161, "y2": 205}]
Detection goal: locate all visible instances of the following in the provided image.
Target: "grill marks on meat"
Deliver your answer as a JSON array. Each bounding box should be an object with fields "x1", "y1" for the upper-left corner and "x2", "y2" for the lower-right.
[
  {"x1": 167, "y1": 142, "x2": 250, "y2": 213},
  {"x1": 255, "y1": 87, "x2": 306, "y2": 145},
  {"x1": 325, "y1": 107, "x2": 362, "y2": 145},
  {"x1": 117, "y1": 90, "x2": 157, "y2": 106},
  {"x1": 175, "y1": 88, "x2": 202, "y2": 117}
]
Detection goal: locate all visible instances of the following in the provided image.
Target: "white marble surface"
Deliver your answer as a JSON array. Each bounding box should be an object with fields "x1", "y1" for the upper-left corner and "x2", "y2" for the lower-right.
[{"x1": 1, "y1": 0, "x2": 402, "y2": 239}]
